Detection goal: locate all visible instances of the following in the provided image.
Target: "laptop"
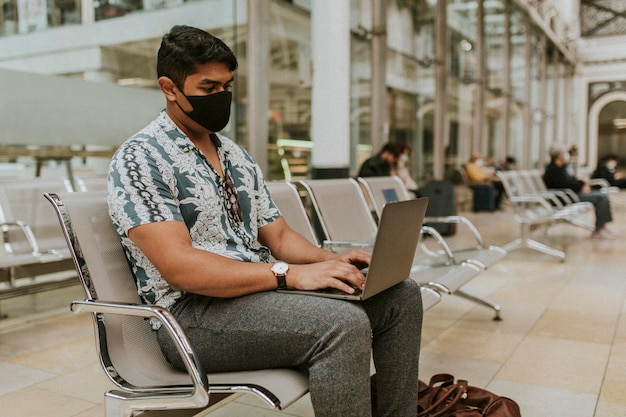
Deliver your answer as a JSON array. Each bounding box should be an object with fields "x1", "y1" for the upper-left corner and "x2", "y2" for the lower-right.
[{"x1": 277, "y1": 197, "x2": 429, "y2": 301}]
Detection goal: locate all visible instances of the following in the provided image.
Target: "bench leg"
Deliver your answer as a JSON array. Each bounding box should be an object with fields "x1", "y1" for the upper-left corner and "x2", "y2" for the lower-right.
[
  {"x1": 504, "y1": 237, "x2": 565, "y2": 261},
  {"x1": 454, "y1": 289, "x2": 502, "y2": 321},
  {"x1": 503, "y1": 222, "x2": 566, "y2": 262}
]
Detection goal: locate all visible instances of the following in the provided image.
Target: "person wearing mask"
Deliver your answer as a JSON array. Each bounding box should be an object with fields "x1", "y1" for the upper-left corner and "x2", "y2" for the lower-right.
[
  {"x1": 358, "y1": 142, "x2": 402, "y2": 178},
  {"x1": 107, "y1": 25, "x2": 423, "y2": 417},
  {"x1": 543, "y1": 148, "x2": 616, "y2": 240},
  {"x1": 592, "y1": 154, "x2": 626, "y2": 188},
  {"x1": 393, "y1": 143, "x2": 421, "y2": 197},
  {"x1": 464, "y1": 152, "x2": 504, "y2": 210}
]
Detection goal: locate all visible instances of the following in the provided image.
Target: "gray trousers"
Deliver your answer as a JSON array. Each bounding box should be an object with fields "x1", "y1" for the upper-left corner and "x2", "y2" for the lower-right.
[
  {"x1": 577, "y1": 191, "x2": 612, "y2": 231},
  {"x1": 157, "y1": 279, "x2": 423, "y2": 417}
]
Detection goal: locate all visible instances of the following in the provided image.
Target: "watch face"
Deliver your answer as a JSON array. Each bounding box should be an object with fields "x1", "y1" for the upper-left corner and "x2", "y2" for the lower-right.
[{"x1": 272, "y1": 262, "x2": 289, "y2": 274}]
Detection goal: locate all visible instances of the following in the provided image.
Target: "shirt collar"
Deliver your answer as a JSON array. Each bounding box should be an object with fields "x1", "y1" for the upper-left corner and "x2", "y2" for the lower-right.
[{"x1": 158, "y1": 111, "x2": 226, "y2": 156}]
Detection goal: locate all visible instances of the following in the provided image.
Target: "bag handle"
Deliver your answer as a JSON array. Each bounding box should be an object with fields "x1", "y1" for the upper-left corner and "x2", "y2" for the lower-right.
[
  {"x1": 417, "y1": 378, "x2": 468, "y2": 417},
  {"x1": 419, "y1": 373, "x2": 455, "y2": 395}
]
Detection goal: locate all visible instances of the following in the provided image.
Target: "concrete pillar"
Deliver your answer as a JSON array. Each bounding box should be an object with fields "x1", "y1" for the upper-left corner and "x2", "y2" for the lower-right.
[
  {"x1": 473, "y1": 0, "x2": 485, "y2": 154},
  {"x1": 370, "y1": 0, "x2": 387, "y2": 154},
  {"x1": 433, "y1": 0, "x2": 447, "y2": 180},
  {"x1": 247, "y1": 0, "x2": 271, "y2": 175},
  {"x1": 502, "y1": 0, "x2": 511, "y2": 160},
  {"x1": 310, "y1": 0, "x2": 351, "y2": 178}
]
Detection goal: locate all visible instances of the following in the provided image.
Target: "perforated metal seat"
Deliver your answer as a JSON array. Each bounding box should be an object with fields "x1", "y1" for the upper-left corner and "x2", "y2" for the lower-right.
[
  {"x1": 266, "y1": 181, "x2": 442, "y2": 312},
  {"x1": 44, "y1": 191, "x2": 309, "y2": 417},
  {"x1": 297, "y1": 178, "x2": 501, "y2": 320}
]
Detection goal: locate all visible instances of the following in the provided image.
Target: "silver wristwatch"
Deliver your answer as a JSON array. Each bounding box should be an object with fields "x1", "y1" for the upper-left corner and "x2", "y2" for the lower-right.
[{"x1": 271, "y1": 261, "x2": 289, "y2": 290}]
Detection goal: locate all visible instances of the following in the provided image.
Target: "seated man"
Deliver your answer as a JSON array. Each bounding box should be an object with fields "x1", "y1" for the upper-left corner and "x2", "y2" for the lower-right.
[
  {"x1": 543, "y1": 148, "x2": 616, "y2": 240},
  {"x1": 107, "y1": 25, "x2": 423, "y2": 417},
  {"x1": 592, "y1": 153, "x2": 626, "y2": 189}
]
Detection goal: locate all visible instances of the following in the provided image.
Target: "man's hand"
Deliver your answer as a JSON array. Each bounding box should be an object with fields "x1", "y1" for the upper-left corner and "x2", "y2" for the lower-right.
[
  {"x1": 287, "y1": 249, "x2": 371, "y2": 294},
  {"x1": 581, "y1": 181, "x2": 591, "y2": 193},
  {"x1": 333, "y1": 249, "x2": 371, "y2": 271}
]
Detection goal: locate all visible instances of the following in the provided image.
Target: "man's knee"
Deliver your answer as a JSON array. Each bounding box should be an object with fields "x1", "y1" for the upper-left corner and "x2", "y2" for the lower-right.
[{"x1": 392, "y1": 279, "x2": 423, "y2": 311}]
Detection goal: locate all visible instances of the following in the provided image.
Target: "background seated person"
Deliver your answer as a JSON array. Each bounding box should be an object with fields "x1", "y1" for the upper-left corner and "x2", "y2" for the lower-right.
[
  {"x1": 592, "y1": 153, "x2": 626, "y2": 189},
  {"x1": 543, "y1": 148, "x2": 616, "y2": 240},
  {"x1": 394, "y1": 143, "x2": 421, "y2": 198},
  {"x1": 358, "y1": 142, "x2": 402, "y2": 178},
  {"x1": 464, "y1": 152, "x2": 504, "y2": 210}
]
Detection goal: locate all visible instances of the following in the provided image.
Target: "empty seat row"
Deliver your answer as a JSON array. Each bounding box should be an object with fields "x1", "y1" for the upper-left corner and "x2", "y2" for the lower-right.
[{"x1": 267, "y1": 176, "x2": 507, "y2": 321}]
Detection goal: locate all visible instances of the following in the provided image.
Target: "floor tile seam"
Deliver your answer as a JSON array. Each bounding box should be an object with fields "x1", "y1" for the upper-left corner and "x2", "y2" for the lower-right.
[
  {"x1": 483, "y1": 332, "x2": 533, "y2": 389},
  {"x1": 490, "y1": 377, "x2": 602, "y2": 402},
  {"x1": 483, "y1": 300, "x2": 565, "y2": 389},
  {"x1": 422, "y1": 260, "x2": 554, "y2": 357},
  {"x1": 0, "y1": 382, "x2": 94, "y2": 403},
  {"x1": 30, "y1": 381, "x2": 104, "y2": 408},
  {"x1": 517, "y1": 333, "x2": 614, "y2": 358},
  {"x1": 507, "y1": 331, "x2": 613, "y2": 393},
  {"x1": 593, "y1": 285, "x2": 626, "y2": 412},
  {"x1": 0, "y1": 333, "x2": 93, "y2": 357},
  {"x1": 522, "y1": 305, "x2": 615, "y2": 351},
  {"x1": 488, "y1": 377, "x2": 600, "y2": 395},
  {"x1": 531, "y1": 307, "x2": 622, "y2": 344},
  {"x1": 0, "y1": 308, "x2": 72, "y2": 333},
  {"x1": 551, "y1": 257, "x2": 626, "y2": 351}
]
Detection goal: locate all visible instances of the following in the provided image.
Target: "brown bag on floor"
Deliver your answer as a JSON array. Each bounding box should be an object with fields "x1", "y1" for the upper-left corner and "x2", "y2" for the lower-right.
[{"x1": 371, "y1": 373, "x2": 522, "y2": 417}]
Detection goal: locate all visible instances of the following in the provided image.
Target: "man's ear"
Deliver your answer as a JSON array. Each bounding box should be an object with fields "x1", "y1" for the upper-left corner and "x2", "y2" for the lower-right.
[{"x1": 158, "y1": 76, "x2": 177, "y2": 102}]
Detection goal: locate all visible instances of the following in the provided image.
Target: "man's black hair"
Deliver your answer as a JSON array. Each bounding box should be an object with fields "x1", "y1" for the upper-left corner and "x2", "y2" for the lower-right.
[
  {"x1": 156, "y1": 25, "x2": 238, "y2": 89},
  {"x1": 379, "y1": 142, "x2": 403, "y2": 159}
]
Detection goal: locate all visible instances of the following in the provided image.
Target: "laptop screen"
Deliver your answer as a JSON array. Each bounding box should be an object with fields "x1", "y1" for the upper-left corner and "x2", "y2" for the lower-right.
[{"x1": 382, "y1": 188, "x2": 399, "y2": 203}]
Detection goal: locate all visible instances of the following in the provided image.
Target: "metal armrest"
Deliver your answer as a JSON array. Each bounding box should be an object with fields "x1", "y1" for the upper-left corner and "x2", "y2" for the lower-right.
[
  {"x1": 548, "y1": 188, "x2": 579, "y2": 203},
  {"x1": 589, "y1": 179, "x2": 619, "y2": 193},
  {"x1": 0, "y1": 220, "x2": 41, "y2": 255},
  {"x1": 533, "y1": 191, "x2": 565, "y2": 208},
  {"x1": 420, "y1": 226, "x2": 455, "y2": 262},
  {"x1": 424, "y1": 215, "x2": 484, "y2": 248},
  {"x1": 71, "y1": 299, "x2": 210, "y2": 406},
  {"x1": 420, "y1": 281, "x2": 452, "y2": 294},
  {"x1": 589, "y1": 178, "x2": 610, "y2": 188},
  {"x1": 508, "y1": 195, "x2": 555, "y2": 211}
]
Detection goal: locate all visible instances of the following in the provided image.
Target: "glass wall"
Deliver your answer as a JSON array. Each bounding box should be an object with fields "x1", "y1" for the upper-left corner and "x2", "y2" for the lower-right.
[
  {"x1": 261, "y1": 0, "x2": 576, "y2": 180},
  {"x1": 556, "y1": 55, "x2": 574, "y2": 148},
  {"x1": 484, "y1": 0, "x2": 506, "y2": 163},
  {"x1": 0, "y1": 0, "x2": 577, "y2": 182},
  {"x1": 0, "y1": 0, "x2": 189, "y2": 36},
  {"x1": 446, "y1": 0, "x2": 477, "y2": 180},
  {"x1": 508, "y1": 4, "x2": 527, "y2": 167},
  {"x1": 385, "y1": 3, "x2": 418, "y2": 148},
  {"x1": 544, "y1": 44, "x2": 556, "y2": 163},
  {"x1": 349, "y1": 4, "x2": 373, "y2": 173},
  {"x1": 410, "y1": 0, "x2": 436, "y2": 182}
]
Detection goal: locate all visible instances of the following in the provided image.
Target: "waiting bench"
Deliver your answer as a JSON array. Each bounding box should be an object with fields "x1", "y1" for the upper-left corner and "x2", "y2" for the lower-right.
[
  {"x1": 293, "y1": 178, "x2": 501, "y2": 320},
  {"x1": 45, "y1": 191, "x2": 309, "y2": 417},
  {"x1": 266, "y1": 180, "x2": 443, "y2": 313},
  {"x1": 497, "y1": 170, "x2": 594, "y2": 261},
  {"x1": 0, "y1": 177, "x2": 77, "y2": 302}
]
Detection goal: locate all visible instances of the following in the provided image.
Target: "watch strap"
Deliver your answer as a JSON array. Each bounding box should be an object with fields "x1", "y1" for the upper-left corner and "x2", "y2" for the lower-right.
[{"x1": 276, "y1": 273, "x2": 287, "y2": 290}]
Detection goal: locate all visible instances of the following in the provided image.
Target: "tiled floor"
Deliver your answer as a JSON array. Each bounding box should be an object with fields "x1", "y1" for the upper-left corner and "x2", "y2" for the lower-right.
[{"x1": 1, "y1": 192, "x2": 625, "y2": 417}]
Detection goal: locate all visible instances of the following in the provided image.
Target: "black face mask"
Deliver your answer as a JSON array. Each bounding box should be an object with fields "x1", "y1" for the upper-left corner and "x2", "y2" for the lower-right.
[{"x1": 178, "y1": 90, "x2": 232, "y2": 132}]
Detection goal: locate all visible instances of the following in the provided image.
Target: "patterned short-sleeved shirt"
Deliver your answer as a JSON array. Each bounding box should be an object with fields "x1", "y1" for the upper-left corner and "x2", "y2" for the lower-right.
[{"x1": 108, "y1": 111, "x2": 281, "y2": 312}]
